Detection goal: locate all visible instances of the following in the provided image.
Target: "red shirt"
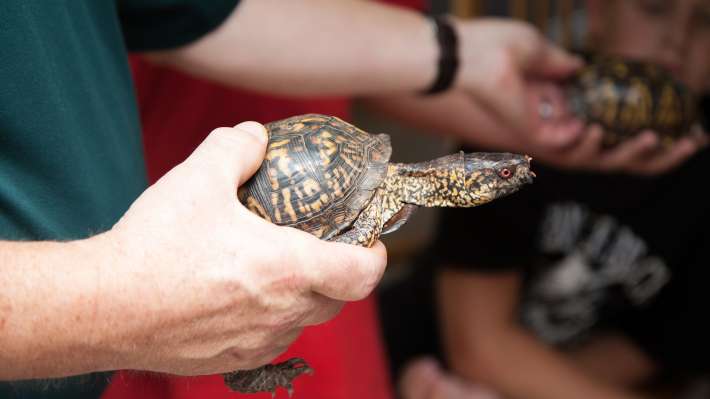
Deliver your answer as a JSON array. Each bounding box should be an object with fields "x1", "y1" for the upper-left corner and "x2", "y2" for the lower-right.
[{"x1": 102, "y1": 2, "x2": 424, "y2": 398}]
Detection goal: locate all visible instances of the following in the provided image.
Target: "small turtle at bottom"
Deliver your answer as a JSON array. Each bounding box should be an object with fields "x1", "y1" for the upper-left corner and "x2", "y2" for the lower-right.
[
  {"x1": 224, "y1": 114, "x2": 535, "y2": 396},
  {"x1": 549, "y1": 55, "x2": 702, "y2": 146}
]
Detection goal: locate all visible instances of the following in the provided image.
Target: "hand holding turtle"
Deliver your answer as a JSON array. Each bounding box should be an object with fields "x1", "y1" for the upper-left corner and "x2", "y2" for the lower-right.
[
  {"x1": 451, "y1": 18, "x2": 583, "y2": 145},
  {"x1": 224, "y1": 114, "x2": 534, "y2": 395},
  {"x1": 101, "y1": 122, "x2": 386, "y2": 376},
  {"x1": 526, "y1": 78, "x2": 707, "y2": 175},
  {"x1": 531, "y1": 124, "x2": 705, "y2": 175}
]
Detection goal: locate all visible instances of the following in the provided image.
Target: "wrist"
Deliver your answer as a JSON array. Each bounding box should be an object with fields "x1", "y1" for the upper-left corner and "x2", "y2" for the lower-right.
[
  {"x1": 421, "y1": 15, "x2": 460, "y2": 95},
  {"x1": 0, "y1": 236, "x2": 120, "y2": 378},
  {"x1": 77, "y1": 232, "x2": 131, "y2": 371},
  {"x1": 85, "y1": 228, "x2": 159, "y2": 371}
]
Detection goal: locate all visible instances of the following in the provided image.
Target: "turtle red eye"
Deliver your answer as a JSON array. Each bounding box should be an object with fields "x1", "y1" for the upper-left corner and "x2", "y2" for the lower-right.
[{"x1": 499, "y1": 168, "x2": 512, "y2": 179}]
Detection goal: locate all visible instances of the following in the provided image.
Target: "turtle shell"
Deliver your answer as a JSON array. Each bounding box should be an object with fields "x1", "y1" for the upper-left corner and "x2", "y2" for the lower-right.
[
  {"x1": 237, "y1": 114, "x2": 392, "y2": 240},
  {"x1": 566, "y1": 56, "x2": 699, "y2": 145}
]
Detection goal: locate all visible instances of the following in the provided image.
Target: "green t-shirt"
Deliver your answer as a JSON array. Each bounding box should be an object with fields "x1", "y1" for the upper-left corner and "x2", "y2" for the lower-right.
[{"x1": 0, "y1": 1, "x2": 238, "y2": 397}]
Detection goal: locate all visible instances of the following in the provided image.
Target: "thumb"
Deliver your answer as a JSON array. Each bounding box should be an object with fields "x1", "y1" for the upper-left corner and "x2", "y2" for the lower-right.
[
  {"x1": 306, "y1": 240, "x2": 388, "y2": 301},
  {"x1": 184, "y1": 121, "x2": 269, "y2": 186},
  {"x1": 527, "y1": 43, "x2": 583, "y2": 79}
]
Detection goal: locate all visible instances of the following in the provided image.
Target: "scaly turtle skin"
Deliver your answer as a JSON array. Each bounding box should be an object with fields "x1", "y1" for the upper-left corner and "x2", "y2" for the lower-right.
[
  {"x1": 226, "y1": 114, "x2": 535, "y2": 395},
  {"x1": 223, "y1": 358, "x2": 313, "y2": 396},
  {"x1": 565, "y1": 56, "x2": 700, "y2": 146}
]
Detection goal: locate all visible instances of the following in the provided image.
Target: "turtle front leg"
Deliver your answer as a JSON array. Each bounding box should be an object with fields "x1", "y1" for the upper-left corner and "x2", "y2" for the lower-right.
[{"x1": 332, "y1": 191, "x2": 385, "y2": 247}]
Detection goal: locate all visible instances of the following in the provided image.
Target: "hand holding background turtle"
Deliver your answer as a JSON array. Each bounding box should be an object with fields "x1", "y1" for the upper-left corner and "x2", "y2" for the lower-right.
[
  {"x1": 224, "y1": 114, "x2": 534, "y2": 395},
  {"x1": 531, "y1": 56, "x2": 707, "y2": 174}
]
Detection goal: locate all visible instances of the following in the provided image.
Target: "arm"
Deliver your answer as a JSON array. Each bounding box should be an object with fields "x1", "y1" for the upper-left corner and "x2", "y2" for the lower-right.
[
  {"x1": 0, "y1": 122, "x2": 387, "y2": 379},
  {"x1": 0, "y1": 237, "x2": 116, "y2": 378},
  {"x1": 437, "y1": 268, "x2": 650, "y2": 399},
  {"x1": 146, "y1": 0, "x2": 438, "y2": 96},
  {"x1": 147, "y1": 0, "x2": 580, "y2": 131}
]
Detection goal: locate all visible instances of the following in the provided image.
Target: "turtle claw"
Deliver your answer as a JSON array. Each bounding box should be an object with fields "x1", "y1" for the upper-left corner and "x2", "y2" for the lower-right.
[{"x1": 223, "y1": 358, "x2": 314, "y2": 395}]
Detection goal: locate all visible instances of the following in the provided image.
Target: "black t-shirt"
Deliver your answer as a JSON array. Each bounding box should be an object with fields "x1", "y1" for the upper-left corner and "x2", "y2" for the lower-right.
[{"x1": 432, "y1": 95, "x2": 710, "y2": 374}]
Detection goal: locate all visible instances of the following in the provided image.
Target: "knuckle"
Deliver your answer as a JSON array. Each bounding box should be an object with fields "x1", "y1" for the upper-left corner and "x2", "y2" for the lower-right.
[
  {"x1": 209, "y1": 126, "x2": 234, "y2": 136},
  {"x1": 206, "y1": 127, "x2": 239, "y2": 146},
  {"x1": 517, "y1": 21, "x2": 538, "y2": 39},
  {"x1": 208, "y1": 126, "x2": 259, "y2": 147}
]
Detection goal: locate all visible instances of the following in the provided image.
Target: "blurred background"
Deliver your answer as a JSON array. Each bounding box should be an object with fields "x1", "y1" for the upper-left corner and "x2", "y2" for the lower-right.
[{"x1": 362, "y1": 0, "x2": 587, "y2": 272}]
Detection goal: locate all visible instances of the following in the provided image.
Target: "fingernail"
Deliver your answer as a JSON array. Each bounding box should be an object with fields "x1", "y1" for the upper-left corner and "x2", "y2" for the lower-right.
[{"x1": 235, "y1": 121, "x2": 268, "y2": 143}]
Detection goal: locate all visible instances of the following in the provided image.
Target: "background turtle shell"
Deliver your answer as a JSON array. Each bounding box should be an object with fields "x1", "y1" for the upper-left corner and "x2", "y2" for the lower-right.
[
  {"x1": 566, "y1": 56, "x2": 699, "y2": 145},
  {"x1": 238, "y1": 114, "x2": 392, "y2": 240}
]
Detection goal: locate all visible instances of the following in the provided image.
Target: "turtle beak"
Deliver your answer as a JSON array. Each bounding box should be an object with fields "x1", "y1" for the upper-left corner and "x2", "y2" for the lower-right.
[{"x1": 525, "y1": 155, "x2": 536, "y2": 182}]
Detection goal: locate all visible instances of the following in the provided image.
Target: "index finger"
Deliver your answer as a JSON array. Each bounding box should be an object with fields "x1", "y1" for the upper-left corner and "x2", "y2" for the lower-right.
[
  {"x1": 527, "y1": 41, "x2": 583, "y2": 79},
  {"x1": 630, "y1": 137, "x2": 698, "y2": 175}
]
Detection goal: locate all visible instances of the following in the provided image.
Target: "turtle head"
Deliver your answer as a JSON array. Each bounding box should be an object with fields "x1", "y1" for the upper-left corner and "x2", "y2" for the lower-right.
[
  {"x1": 461, "y1": 152, "x2": 534, "y2": 206},
  {"x1": 392, "y1": 151, "x2": 533, "y2": 208}
]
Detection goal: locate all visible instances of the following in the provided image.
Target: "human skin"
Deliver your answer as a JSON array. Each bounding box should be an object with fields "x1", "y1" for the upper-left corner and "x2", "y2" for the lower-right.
[
  {"x1": 0, "y1": 122, "x2": 387, "y2": 379},
  {"x1": 434, "y1": 3, "x2": 710, "y2": 398},
  {"x1": 146, "y1": 0, "x2": 705, "y2": 176},
  {"x1": 367, "y1": 0, "x2": 710, "y2": 176},
  {"x1": 438, "y1": 270, "x2": 651, "y2": 399},
  {"x1": 147, "y1": 0, "x2": 702, "y2": 173},
  {"x1": 0, "y1": 0, "x2": 576, "y2": 383},
  {"x1": 364, "y1": 69, "x2": 703, "y2": 176},
  {"x1": 399, "y1": 357, "x2": 501, "y2": 399},
  {"x1": 146, "y1": 0, "x2": 582, "y2": 146}
]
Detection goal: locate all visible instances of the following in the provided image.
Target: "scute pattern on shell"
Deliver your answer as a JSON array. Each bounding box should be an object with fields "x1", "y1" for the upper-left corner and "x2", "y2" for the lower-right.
[
  {"x1": 567, "y1": 56, "x2": 698, "y2": 144},
  {"x1": 237, "y1": 114, "x2": 392, "y2": 240}
]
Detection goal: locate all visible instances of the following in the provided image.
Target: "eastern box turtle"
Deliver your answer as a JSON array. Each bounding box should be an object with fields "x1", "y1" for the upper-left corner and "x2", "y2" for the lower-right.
[
  {"x1": 223, "y1": 114, "x2": 535, "y2": 395},
  {"x1": 564, "y1": 55, "x2": 701, "y2": 146}
]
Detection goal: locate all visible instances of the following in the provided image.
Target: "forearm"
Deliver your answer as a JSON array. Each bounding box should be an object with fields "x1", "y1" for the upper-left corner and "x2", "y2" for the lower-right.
[
  {"x1": 568, "y1": 334, "x2": 657, "y2": 388},
  {"x1": 438, "y1": 269, "x2": 645, "y2": 399},
  {"x1": 362, "y1": 92, "x2": 523, "y2": 151},
  {"x1": 148, "y1": 0, "x2": 437, "y2": 96},
  {"x1": 452, "y1": 328, "x2": 645, "y2": 399},
  {"x1": 0, "y1": 235, "x2": 118, "y2": 379}
]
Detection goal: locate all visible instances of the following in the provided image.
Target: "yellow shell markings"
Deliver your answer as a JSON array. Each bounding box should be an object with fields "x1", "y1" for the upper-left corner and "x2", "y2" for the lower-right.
[
  {"x1": 325, "y1": 169, "x2": 345, "y2": 199},
  {"x1": 612, "y1": 62, "x2": 629, "y2": 79},
  {"x1": 571, "y1": 58, "x2": 699, "y2": 140},
  {"x1": 657, "y1": 83, "x2": 682, "y2": 128},
  {"x1": 292, "y1": 186, "x2": 306, "y2": 214},
  {"x1": 300, "y1": 177, "x2": 321, "y2": 196},
  {"x1": 270, "y1": 192, "x2": 283, "y2": 223},
  {"x1": 280, "y1": 188, "x2": 298, "y2": 223},
  {"x1": 619, "y1": 78, "x2": 652, "y2": 131},
  {"x1": 600, "y1": 78, "x2": 619, "y2": 127},
  {"x1": 318, "y1": 138, "x2": 338, "y2": 166},
  {"x1": 265, "y1": 141, "x2": 291, "y2": 190},
  {"x1": 246, "y1": 197, "x2": 269, "y2": 220},
  {"x1": 239, "y1": 114, "x2": 394, "y2": 241},
  {"x1": 265, "y1": 135, "x2": 327, "y2": 224}
]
